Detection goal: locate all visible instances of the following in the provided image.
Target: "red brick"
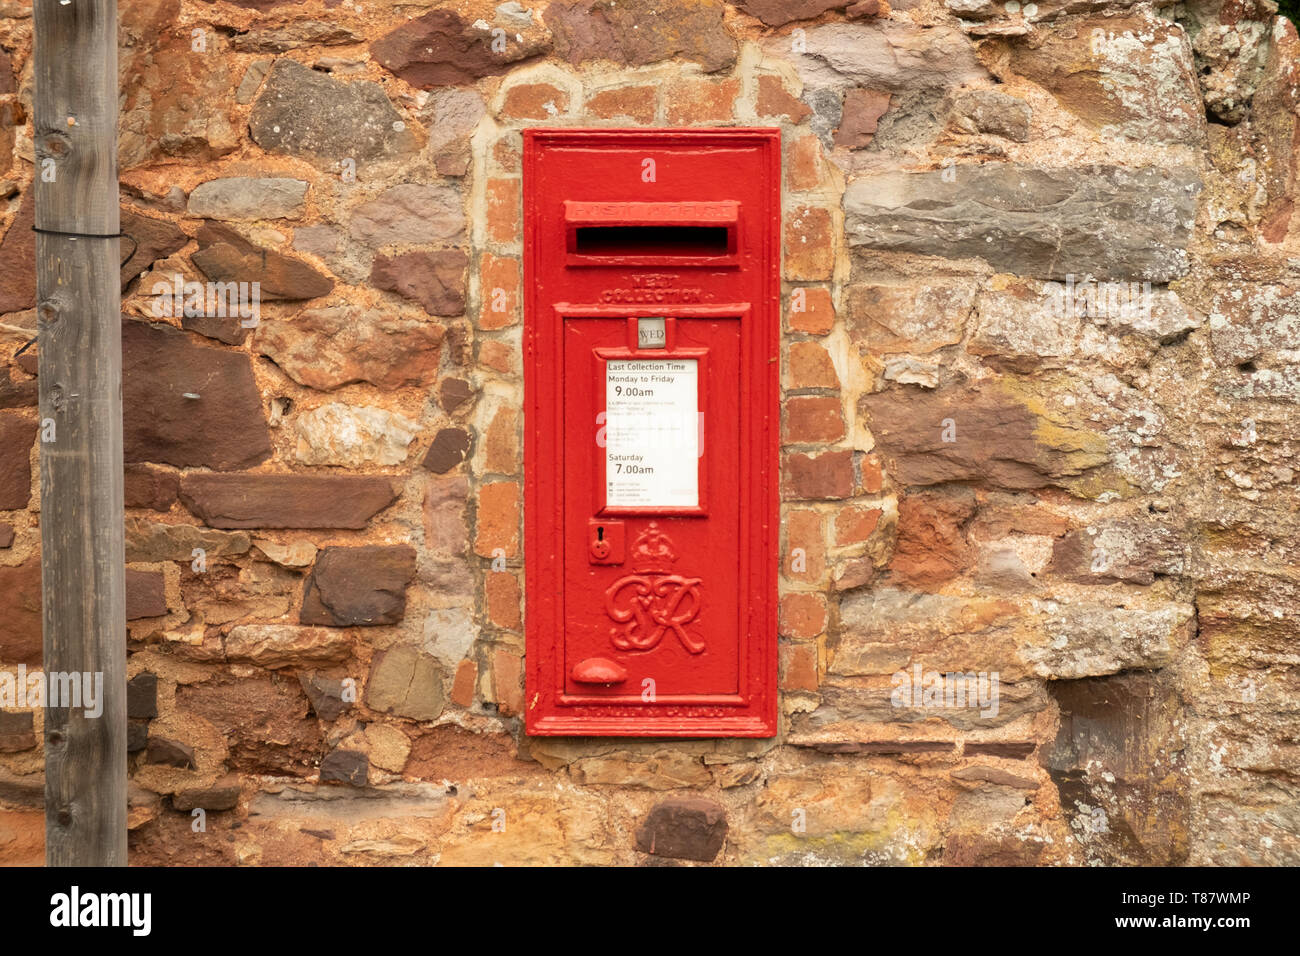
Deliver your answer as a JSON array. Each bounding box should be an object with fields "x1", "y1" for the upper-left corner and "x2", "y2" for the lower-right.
[
  {"x1": 485, "y1": 179, "x2": 520, "y2": 246},
  {"x1": 666, "y1": 77, "x2": 739, "y2": 125},
  {"x1": 479, "y1": 253, "x2": 519, "y2": 329},
  {"x1": 451, "y1": 659, "x2": 477, "y2": 708},
  {"x1": 493, "y1": 648, "x2": 524, "y2": 716},
  {"x1": 779, "y1": 592, "x2": 827, "y2": 639},
  {"x1": 474, "y1": 481, "x2": 521, "y2": 557},
  {"x1": 784, "y1": 206, "x2": 834, "y2": 280},
  {"x1": 787, "y1": 286, "x2": 834, "y2": 335},
  {"x1": 780, "y1": 641, "x2": 819, "y2": 693},
  {"x1": 782, "y1": 450, "x2": 854, "y2": 500},
  {"x1": 486, "y1": 571, "x2": 522, "y2": 630},
  {"x1": 493, "y1": 135, "x2": 520, "y2": 171},
  {"x1": 835, "y1": 505, "x2": 882, "y2": 547},
  {"x1": 483, "y1": 405, "x2": 519, "y2": 475},
  {"x1": 784, "y1": 509, "x2": 826, "y2": 582},
  {"x1": 860, "y1": 454, "x2": 884, "y2": 493},
  {"x1": 787, "y1": 340, "x2": 839, "y2": 389},
  {"x1": 587, "y1": 85, "x2": 657, "y2": 123},
  {"x1": 784, "y1": 395, "x2": 844, "y2": 444},
  {"x1": 501, "y1": 83, "x2": 569, "y2": 120},
  {"x1": 788, "y1": 133, "x2": 822, "y2": 191}
]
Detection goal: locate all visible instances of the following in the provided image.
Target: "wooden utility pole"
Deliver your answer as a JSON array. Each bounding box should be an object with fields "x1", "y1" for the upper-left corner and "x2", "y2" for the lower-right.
[{"x1": 33, "y1": 0, "x2": 126, "y2": 865}]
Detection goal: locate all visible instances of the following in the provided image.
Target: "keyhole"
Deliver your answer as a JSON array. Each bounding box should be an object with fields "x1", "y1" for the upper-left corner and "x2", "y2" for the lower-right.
[{"x1": 597, "y1": 526, "x2": 604, "y2": 541}]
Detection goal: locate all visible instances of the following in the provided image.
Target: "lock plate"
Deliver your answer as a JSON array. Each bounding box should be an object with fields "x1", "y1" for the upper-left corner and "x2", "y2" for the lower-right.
[{"x1": 588, "y1": 518, "x2": 625, "y2": 565}]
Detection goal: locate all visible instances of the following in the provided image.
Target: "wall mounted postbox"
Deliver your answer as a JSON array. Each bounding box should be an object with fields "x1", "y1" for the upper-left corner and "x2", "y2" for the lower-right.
[{"x1": 523, "y1": 128, "x2": 780, "y2": 737}]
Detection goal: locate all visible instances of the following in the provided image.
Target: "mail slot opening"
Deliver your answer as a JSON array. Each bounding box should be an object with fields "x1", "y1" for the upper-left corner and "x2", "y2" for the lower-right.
[{"x1": 572, "y1": 224, "x2": 731, "y2": 257}]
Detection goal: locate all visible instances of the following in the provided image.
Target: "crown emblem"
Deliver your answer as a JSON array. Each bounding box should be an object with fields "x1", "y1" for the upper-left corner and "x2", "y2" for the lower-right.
[{"x1": 629, "y1": 521, "x2": 677, "y2": 572}]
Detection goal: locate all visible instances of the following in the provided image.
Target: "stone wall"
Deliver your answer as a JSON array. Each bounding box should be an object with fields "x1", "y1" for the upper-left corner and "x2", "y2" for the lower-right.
[{"x1": 0, "y1": 0, "x2": 1297, "y2": 866}]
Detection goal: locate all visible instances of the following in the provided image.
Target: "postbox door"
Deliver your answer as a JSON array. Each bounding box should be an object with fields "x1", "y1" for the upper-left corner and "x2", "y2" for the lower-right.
[
  {"x1": 561, "y1": 313, "x2": 743, "y2": 701},
  {"x1": 523, "y1": 128, "x2": 779, "y2": 737}
]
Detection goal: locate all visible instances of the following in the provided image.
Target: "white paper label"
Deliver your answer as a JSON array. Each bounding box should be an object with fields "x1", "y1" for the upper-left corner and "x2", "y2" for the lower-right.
[{"x1": 605, "y1": 359, "x2": 699, "y2": 508}]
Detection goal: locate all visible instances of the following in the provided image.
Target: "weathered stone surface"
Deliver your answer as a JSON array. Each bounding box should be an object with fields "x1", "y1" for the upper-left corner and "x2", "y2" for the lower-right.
[
  {"x1": 256, "y1": 306, "x2": 444, "y2": 391},
  {"x1": 545, "y1": 0, "x2": 736, "y2": 73},
  {"x1": 122, "y1": 318, "x2": 272, "y2": 470},
  {"x1": 833, "y1": 587, "x2": 1016, "y2": 677},
  {"x1": 845, "y1": 165, "x2": 1201, "y2": 282},
  {"x1": 119, "y1": 209, "x2": 188, "y2": 291},
  {"x1": 1046, "y1": 672, "x2": 1189, "y2": 864},
  {"x1": 773, "y1": 21, "x2": 986, "y2": 91},
  {"x1": 835, "y1": 88, "x2": 891, "y2": 149},
  {"x1": 845, "y1": 281, "x2": 975, "y2": 354},
  {"x1": 888, "y1": 490, "x2": 977, "y2": 588},
  {"x1": 179, "y1": 313, "x2": 250, "y2": 346},
  {"x1": 253, "y1": 537, "x2": 317, "y2": 568},
  {"x1": 0, "y1": 191, "x2": 34, "y2": 314},
  {"x1": 946, "y1": 88, "x2": 1031, "y2": 142},
  {"x1": 146, "y1": 736, "x2": 195, "y2": 769},
  {"x1": 996, "y1": 14, "x2": 1203, "y2": 145},
  {"x1": 0, "y1": 369, "x2": 37, "y2": 410},
  {"x1": 231, "y1": 21, "x2": 361, "y2": 53},
  {"x1": 127, "y1": 721, "x2": 148, "y2": 753},
  {"x1": 127, "y1": 672, "x2": 158, "y2": 720},
  {"x1": 736, "y1": 0, "x2": 847, "y2": 25},
  {"x1": 1048, "y1": 518, "x2": 1186, "y2": 585},
  {"x1": 363, "y1": 723, "x2": 411, "y2": 773},
  {"x1": 570, "y1": 751, "x2": 713, "y2": 789},
  {"x1": 0, "y1": 522, "x2": 13, "y2": 548},
  {"x1": 178, "y1": 676, "x2": 319, "y2": 776},
  {"x1": 0, "y1": 410, "x2": 35, "y2": 509},
  {"x1": 423, "y1": 607, "x2": 476, "y2": 670},
  {"x1": 294, "y1": 404, "x2": 419, "y2": 467},
  {"x1": 192, "y1": 222, "x2": 333, "y2": 301},
  {"x1": 372, "y1": 250, "x2": 468, "y2": 316},
  {"x1": 371, "y1": 9, "x2": 550, "y2": 87},
  {"x1": 366, "y1": 645, "x2": 445, "y2": 721},
  {"x1": 126, "y1": 569, "x2": 167, "y2": 620},
  {"x1": 1252, "y1": 18, "x2": 1299, "y2": 242},
  {"x1": 422, "y1": 89, "x2": 486, "y2": 177},
  {"x1": 124, "y1": 464, "x2": 179, "y2": 513},
  {"x1": 301, "y1": 546, "x2": 417, "y2": 627},
  {"x1": 249, "y1": 58, "x2": 419, "y2": 165},
  {"x1": 172, "y1": 774, "x2": 241, "y2": 812},
  {"x1": 859, "y1": 383, "x2": 1111, "y2": 491},
  {"x1": 0, "y1": 561, "x2": 40, "y2": 664},
  {"x1": 0, "y1": 711, "x2": 35, "y2": 753},
  {"x1": 1026, "y1": 603, "x2": 1194, "y2": 679},
  {"x1": 422, "y1": 427, "x2": 473, "y2": 474},
  {"x1": 179, "y1": 474, "x2": 399, "y2": 530},
  {"x1": 321, "y1": 749, "x2": 368, "y2": 786},
  {"x1": 124, "y1": 518, "x2": 251, "y2": 563},
  {"x1": 950, "y1": 765, "x2": 1039, "y2": 790},
  {"x1": 298, "y1": 672, "x2": 350, "y2": 721},
  {"x1": 225, "y1": 624, "x2": 351, "y2": 668},
  {"x1": 635, "y1": 797, "x2": 728, "y2": 861},
  {"x1": 1208, "y1": 283, "x2": 1300, "y2": 365},
  {"x1": 187, "y1": 177, "x2": 309, "y2": 221},
  {"x1": 118, "y1": 10, "x2": 240, "y2": 167},
  {"x1": 349, "y1": 183, "x2": 464, "y2": 246}
]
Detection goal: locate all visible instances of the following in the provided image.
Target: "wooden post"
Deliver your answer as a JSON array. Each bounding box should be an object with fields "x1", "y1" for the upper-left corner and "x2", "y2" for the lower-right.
[{"x1": 33, "y1": 0, "x2": 126, "y2": 866}]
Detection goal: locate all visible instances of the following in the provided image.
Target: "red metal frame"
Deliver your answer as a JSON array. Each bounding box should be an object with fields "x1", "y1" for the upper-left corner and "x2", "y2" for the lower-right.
[{"x1": 523, "y1": 128, "x2": 780, "y2": 737}]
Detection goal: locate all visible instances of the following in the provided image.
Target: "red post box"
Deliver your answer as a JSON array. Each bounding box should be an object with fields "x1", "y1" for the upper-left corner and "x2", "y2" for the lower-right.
[{"x1": 523, "y1": 129, "x2": 780, "y2": 737}]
